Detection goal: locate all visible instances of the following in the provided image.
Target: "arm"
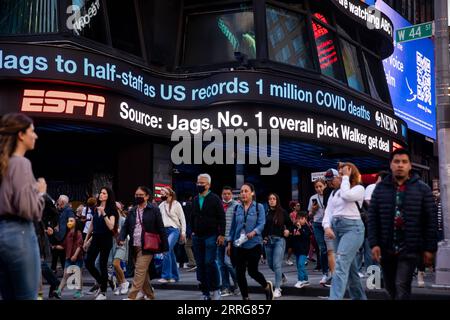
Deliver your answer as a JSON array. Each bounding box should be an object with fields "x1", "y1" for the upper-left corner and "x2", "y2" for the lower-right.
[
  {"x1": 322, "y1": 192, "x2": 335, "y2": 229},
  {"x1": 340, "y1": 176, "x2": 365, "y2": 202},
  {"x1": 228, "y1": 206, "x2": 237, "y2": 243},
  {"x1": 119, "y1": 213, "x2": 130, "y2": 242},
  {"x1": 284, "y1": 210, "x2": 294, "y2": 234},
  {"x1": 177, "y1": 202, "x2": 186, "y2": 236},
  {"x1": 84, "y1": 220, "x2": 94, "y2": 243},
  {"x1": 367, "y1": 186, "x2": 380, "y2": 249},
  {"x1": 252, "y1": 203, "x2": 266, "y2": 236},
  {"x1": 72, "y1": 232, "x2": 83, "y2": 260}
]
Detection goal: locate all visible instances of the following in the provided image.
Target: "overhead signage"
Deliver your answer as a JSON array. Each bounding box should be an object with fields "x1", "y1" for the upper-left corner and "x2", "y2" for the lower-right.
[
  {"x1": 0, "y1": 84, "x2": 406, "y2": 158},
  {"x1": 0, "y1": 43, "x2": 407, "y2": 144},
  {"x1": 396, "y1": 21, "x2": 434, "y2": 43},
  {"x1": 376, "y1": 0, "x2": 436, "y2": 139}
]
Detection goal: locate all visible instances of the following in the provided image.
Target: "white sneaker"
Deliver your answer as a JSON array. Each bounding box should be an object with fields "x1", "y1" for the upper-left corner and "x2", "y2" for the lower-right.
[
  {"x1": 300, "y1": 281, "x2": 310, "y2": 288},
  {"x1": 285, "y1": 259, "x2": 294, "y2": 266},
  {"x1": 158, "y1": 278, "x2": 169, "y2": 283},
  {"x1": 114, "y1": 288, "x2": 120, "y2": 296},
  {"x1": 95, "y1": 293, "x2": 107, "y2": 300},
  {"x1": 120, "y1": 281, "x2": 130, "y2": 295},
  {"x1": 294, "y1": 281, "x2": 303, "y2": 288},
  {"x1": 212, "y1": 290, "x2": 222, "y2": 300},
  {"x1": 273, "y1": 288, "x2": 282, "y2": 298},
  {"x1": 319, "y1": 275, "x2": 328, "y2": 285},
  {"x1": 417, "y1": 271, "x2": 425, "y2": 287},
  {"x1": 358, "y1": 272, "x2": 365, "y2": 278}
]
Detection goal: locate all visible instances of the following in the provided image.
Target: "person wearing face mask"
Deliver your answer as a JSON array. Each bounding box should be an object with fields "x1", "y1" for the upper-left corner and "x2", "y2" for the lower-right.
[
  {"x1": 158, "y1": 187, "x2": 186, "y2": 283},
  {"x1": 54, "y1": 217, "x2": 84, "y2": 299},
  {"x1": 191, "y1": 173, "x2": 226, "y2": 300},
  {"x1": 118, "y1": 186, "x2": 168, "y2": 300}
]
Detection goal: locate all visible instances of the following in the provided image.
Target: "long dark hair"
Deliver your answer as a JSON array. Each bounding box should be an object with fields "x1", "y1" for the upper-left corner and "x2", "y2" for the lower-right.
[
  {"x1": 268, "y1": 193, "x2": 284, "y2": 227},
  {"x1": 97, "y1": 186, "x2": 119, "y2": 233},
  {"x1": 0, "y1": 113, "x2": 33, "y2": 183}
]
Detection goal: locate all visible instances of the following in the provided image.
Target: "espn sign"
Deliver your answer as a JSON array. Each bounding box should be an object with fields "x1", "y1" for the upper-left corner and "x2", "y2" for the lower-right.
[{"x1": 21, "y1": 89, "x2": 105, "y2": 117}]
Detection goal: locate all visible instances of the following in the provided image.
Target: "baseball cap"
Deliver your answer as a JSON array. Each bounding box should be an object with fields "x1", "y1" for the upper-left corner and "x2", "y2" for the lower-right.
[{"x1": 324, "y1": 168, "x2": 339, "y2": 181}]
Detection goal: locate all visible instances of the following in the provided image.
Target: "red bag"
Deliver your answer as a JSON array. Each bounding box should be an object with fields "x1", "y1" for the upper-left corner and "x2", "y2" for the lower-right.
[
  {"x1": 143, "y1": 232, "x2": 161, "y2": 251},
  {"x1": 138, "y1": 211, "x2": 161, "y2": 251}
]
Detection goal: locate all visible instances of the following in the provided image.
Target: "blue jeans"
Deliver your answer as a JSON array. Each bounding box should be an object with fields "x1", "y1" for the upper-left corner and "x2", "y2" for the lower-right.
[
  {"x1": 161, "y1": 227, "x2": 180, "y2": 281},
  {"x1": 313, "y1": 222, "x2": 329, "y2": 275},
  {"x1": 217, "y1": 240, "x2": 237, "y2": 290},
  {"x1": 265, "y1": 236, "x2": 285, "y2": 289},
  {"x1": 0, "y1": 219, "x2": 41, "y2": 300},
  {"x1": 296, "y1": 254, "x2": 308, "y2": 281},
  {"x1": 356, "y1": 237, "x2": 375, "y2": 272},
  {"x1": 193, "y1": 235, "x2": 220, "y2": 295},
  {"x1": 329, "y1": 217, "x2": 367, "y2": 300}
]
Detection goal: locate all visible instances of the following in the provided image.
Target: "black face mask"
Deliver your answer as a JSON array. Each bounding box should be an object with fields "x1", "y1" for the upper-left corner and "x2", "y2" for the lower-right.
[
  {"x1": 134, "y1": 197, "x2": 145, "y2": 205},
  {"x1": 160, "y1": 196, "x2": 168, "y2": 201},
  {"x1": 197, "y1": 185, "x2": 206, "y2": 194}
]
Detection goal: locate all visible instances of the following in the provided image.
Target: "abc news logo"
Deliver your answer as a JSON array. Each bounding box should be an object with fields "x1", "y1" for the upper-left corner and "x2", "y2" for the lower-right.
[
  {"x1": 21, "y1": 89, "x2": 105, "y2": 118},
  {"x1": 375, "y1": 111, "x2": 398, "y2": 134}
]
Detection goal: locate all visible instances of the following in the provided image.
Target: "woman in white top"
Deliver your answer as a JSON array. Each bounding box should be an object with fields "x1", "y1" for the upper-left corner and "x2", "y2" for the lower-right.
[
  {"x1": 158, "y1": 187, "x2": 186, "y2": 283},
  {"x1": 322, "y1": 162, "x2": 366, "y2": 300}
]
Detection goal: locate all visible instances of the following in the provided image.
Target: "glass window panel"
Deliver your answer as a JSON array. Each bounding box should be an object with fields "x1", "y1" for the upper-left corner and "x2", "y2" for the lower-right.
[
  {"x1": 0, "y1": 0, "x2": 58, "y2": 35},
  {"x1": 266, "y1": 6, "x2": 314, "y2": 69},
  {"x1": 184, "y1": 9, "x2": 255, "y2": 66},
  {"x1": 363, "y1": 52, "x2": 389, "y2": 102},
  {"x1": 106, "y1": 0, "x2": 142, "y2": 56},
  {"x1": 340, "y1": 39, "x2": 366, "y2": 93},
  {"x1": 68, "y1": 0, "x2": 108, "y2": 44},
  {"x1": 312, "y1": 19, "x2": 344, "y2": 81}
]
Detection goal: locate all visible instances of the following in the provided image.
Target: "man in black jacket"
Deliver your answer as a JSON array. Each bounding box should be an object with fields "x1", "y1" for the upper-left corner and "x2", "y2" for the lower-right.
[
  {"x1": 191, "y1": 173, "x2": 226, "y2": 300},
  {"x1": 368, "y1": 149, "x2": 437, "y2": 300}
]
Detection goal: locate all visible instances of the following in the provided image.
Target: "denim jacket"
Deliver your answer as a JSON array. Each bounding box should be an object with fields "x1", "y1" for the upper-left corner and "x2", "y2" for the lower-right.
[{"x1": 228, "y1": 201, "x2": 265, "y2": 249}]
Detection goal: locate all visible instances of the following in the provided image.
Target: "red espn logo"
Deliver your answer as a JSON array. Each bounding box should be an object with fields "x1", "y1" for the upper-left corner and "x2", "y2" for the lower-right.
[{"x1": 21, "y1": 89, "x2": 105, "y2": 118}]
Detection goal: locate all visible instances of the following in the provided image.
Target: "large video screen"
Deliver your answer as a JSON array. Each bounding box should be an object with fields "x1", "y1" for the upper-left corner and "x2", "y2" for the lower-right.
[{"x1": 376, "y1": 0, "x2": 436, "y2": 139}]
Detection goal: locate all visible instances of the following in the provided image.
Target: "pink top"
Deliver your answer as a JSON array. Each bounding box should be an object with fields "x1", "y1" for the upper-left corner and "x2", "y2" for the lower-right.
[
  {"x1": 0, "y1": 156, "x2": 44, "y2": 221},
  {"x1": 133, "y1": 207, "x2": 144, "y2": 247}
]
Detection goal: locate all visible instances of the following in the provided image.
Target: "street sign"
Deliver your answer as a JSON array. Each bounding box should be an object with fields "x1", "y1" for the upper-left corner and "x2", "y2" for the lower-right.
[{"x1": 396, "y1": 21, "x2": 434, "y2": 43}]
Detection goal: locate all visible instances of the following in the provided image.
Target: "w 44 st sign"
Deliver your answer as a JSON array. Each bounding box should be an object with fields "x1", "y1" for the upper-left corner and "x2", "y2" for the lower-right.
[{"x1": 396, "y1": 21, "x2": 434, "y2": 43}]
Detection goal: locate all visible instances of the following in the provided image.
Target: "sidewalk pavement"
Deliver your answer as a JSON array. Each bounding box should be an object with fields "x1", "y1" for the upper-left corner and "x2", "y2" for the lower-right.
[{"x1": 68, "y1": 259, "x2": 450, "y2": 300}]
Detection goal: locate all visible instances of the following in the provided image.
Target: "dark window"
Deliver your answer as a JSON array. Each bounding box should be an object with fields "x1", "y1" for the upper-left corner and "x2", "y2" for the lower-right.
[
  {"x1": 68, "y1": 0, "x2": 108, "y2": 44},
  {"x1": 0, "y1": 0, "x2": 58, "y2": 35},
  {"x1": 312, "y1": 14, "x2": 344, "y2": 81},
  {"x1": 340, "y1": 39, "x2": 366, "y2": 93},
  {"x1": 106, "y1": 0, "x2": 142, "y2": 56},
  {"x1": 266, "y1": 6, "x2": 314, "y2": 69},
  {"x1": 363, "y1": 52, "x2": 389, "y2": 102},
  {"x1": 184, "y1": 8, "x2": 255, "y2": 66}
]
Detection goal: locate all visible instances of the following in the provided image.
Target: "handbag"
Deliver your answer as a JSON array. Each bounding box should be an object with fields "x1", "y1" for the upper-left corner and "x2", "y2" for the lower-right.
[{"x1": 138, "y1": 210, "x2": 161, "y2": 251}]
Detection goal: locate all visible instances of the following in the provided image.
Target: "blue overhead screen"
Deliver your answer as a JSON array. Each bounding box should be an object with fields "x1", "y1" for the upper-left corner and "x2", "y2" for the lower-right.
[{"x1": 375, "y1": 0, "x2": 436, "y2": 139}]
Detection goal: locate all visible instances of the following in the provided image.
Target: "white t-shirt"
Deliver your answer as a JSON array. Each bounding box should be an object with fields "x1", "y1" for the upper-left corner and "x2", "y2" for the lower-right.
[
  {"x1": 364, "y1": 183, "x2": 377, "y2": 201},
  {"x1": 82, "y1": 207, "x2": 94, "y2": 234},
  {"x1": 307, "y1": 194, "x2": 325, "y2": 223}
]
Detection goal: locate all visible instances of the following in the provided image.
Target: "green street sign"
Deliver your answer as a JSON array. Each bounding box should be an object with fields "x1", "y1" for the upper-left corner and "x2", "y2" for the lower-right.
[{"x1": 396, "y1": 21, "x2": 434, "y2": 43}]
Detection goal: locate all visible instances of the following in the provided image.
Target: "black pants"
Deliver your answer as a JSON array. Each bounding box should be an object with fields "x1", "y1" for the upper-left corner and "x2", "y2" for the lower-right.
[
  {"x1": 85, "y1": 234, "x2": 113, "y2": 293},
  {"x1": 381, "y1": 251, "x2": 420, "y2": 300},
  {"x1": 234, "y1": 245, "x2": 268, "y2": 299},
  {"x1": 41, "y1": 261, "x2": 60, "y2": 290},
  {"x1": 51, "y1": 247, "x2": 65, "y2": 271}
]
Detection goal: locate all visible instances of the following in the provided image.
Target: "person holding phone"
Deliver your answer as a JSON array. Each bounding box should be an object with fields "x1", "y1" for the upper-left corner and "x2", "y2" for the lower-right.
[{"x1": 308, "y1": 179, "x2": 328, "y2": 285}]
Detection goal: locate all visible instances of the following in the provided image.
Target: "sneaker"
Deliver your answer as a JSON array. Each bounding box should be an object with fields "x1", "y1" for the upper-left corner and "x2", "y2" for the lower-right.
[
  {"x1": 323, "y1": 277, "x2": 332, "y2": 288},
  {"x1": 73, "y1": 290, "x2": 83, "y2": 299},
  {"x1": 273, "y1": 288, "x2": 282, "y2": 298},
  {"x1": 114, "y1": 288, "x2": 121, "y2": 296},
  {"x1": 294, "y1": 281, "x2": 303, "y2": 288},
  {"x1": 37, "y1": 292, "x2": 44, "y2": 300},
  {"x1": 358, "y1": 272, "x2": 365, "y2": 278},
  {"x1": 187, "y1": 266, "x2": 197, "y2": 272},
  {"x1": 221, "y1": 288, "x2": 233, "y2": 297},
  {"x1": 320, "y1": 275, "x2": 328, "y2": 285},
  {"x1": 285, "y1": 259, "x2": 294, "y2": 266},
  {"x1": 233, "y1": 288, "x2": 240, "y2": 296},
  {"x1": 108, "y1": 277, "x2": 116, "y2": 291},
  {"x1": 86, "y1": 284, "x2": 100, "y2": 295},
  {"x1": 136, "y1": 290, "x2": 152, "y2": 300},
  {"x1": 265, "y1": 281, "x2": 274, "y2": 300},
  {"x1": 168, "y1": 279, "x2": 177, "y2": 283},
  {"x1": 299, "y1": 281, "x2": 310, "y2": 288},
  {"x1": 158, "y1": 278, "x2": 169, "y2": 283},
  {"x1": 120, "y1": 281, "x2": 130, "y2": 294},
  {"x1": 212, "y1": 290, "x2": 222, "y2": 300},
  {"x1": 95, "y1": 293, "x2": 107, "y2": 300},
  {"x1": 282, "y1": 274, "x2": 288, "y2": 285},
  {"x1": 417, "y1": 271, "x2": 425, "y2": 287}
]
